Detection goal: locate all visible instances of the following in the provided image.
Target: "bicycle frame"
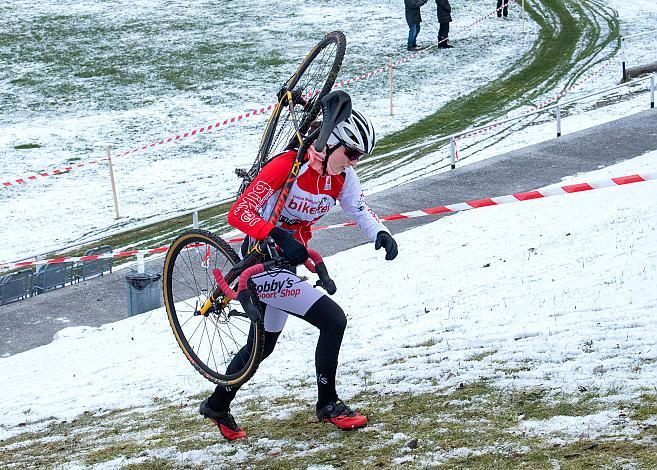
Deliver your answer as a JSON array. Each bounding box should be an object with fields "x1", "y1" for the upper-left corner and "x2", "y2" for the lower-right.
[{"x1": 196, "y1": 93, "x2": 320, "y2": 317}]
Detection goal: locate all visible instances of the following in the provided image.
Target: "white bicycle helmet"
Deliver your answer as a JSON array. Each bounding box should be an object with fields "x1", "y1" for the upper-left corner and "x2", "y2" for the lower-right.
[{"x1": 327, "y1": 110, "x2": 377, "y2": 154}]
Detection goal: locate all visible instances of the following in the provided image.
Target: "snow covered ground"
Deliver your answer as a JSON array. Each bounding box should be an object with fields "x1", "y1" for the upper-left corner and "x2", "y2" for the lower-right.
[
  {"x1": 0, "y1": 1, "x2": 656, "y2": 466},
  {"x1": 1, "y1": 148, "x2": 656, "y2": 449},
  {"x1": 1, "y1": 0, "x2": 656, "y2": 261}
]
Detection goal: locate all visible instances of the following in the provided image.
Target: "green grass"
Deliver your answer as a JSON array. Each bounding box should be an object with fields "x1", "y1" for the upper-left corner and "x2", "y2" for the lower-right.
[
  {"x1": 54, "y1": 199, "x2": 235, "y2": 265},
  {"x1": 32, "y1": 0, "x2": 622, "y2": 267},
  {"x1": 467, "y1": 349, "x2": 497, "y2": 362},
  {"x1": 627, "y1": 393, "x2": 657, "y2": 421},
  {"x1": 357, "y1": 0, "x2": 620, "y2": 182},
  {"x1": 3, "y1": 382, "x2": 656, "y2": 468},
  {"x1": 13, "y1": 143, "x2": 42, "y2": 150},
  {"x1": 0, "y1": 1, "x2": 621, "y2": 265}
]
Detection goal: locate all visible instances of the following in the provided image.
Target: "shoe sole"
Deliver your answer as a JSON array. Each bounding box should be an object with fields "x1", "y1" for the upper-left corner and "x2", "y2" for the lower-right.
[
  {"x1": 320, "y1": 417, "x2": 368, "y2": 430},
  {"x1": 208, "y1": 418, "x2": 247, "y2": 441}
]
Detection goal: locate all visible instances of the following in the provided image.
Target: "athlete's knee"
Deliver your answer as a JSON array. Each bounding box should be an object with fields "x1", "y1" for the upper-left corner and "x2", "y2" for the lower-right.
[
  {"x1": 306, "y1": 296, "x2": 347, "y2": 333},
  {"x1": 326, "y1": 303, "x2": 347, "y2": 334}
]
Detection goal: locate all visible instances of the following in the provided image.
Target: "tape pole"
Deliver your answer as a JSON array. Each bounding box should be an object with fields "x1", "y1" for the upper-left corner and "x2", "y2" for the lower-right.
[{"x1": 107, "y1": 145, "x2": 121, "y2": 220}]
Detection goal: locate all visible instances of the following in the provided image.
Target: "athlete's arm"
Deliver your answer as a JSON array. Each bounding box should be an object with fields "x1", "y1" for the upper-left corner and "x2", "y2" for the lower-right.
[
  {"x1": 227, "y1": 152, "x2": 295, "y2": 239},
  {"x1": 337, "y1": 168, "x2": 389, "y2": 241}
]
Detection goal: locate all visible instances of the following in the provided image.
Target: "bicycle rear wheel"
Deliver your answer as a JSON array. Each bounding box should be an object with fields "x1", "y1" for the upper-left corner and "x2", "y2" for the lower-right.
[
  {"x1": 163, "y1": 229, "x2": 265, "y2": 386},
  {"x1": 237, "y1": 30, "x2": 346, "y2": 196}
]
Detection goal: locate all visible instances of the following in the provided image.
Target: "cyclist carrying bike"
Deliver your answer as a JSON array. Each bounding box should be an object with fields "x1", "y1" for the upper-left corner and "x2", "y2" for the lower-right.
[{"x1": 199, "y1": 104, "x2": 399, "y2": 440}]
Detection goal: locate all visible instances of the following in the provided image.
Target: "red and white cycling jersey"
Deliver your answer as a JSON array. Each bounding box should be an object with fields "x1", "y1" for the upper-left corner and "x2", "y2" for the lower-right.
[{"x1": 228, "y1": 150, "x2": 388, "y2": 245}]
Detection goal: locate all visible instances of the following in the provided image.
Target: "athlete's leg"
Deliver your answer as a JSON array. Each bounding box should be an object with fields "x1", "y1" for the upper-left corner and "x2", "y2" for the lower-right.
[
  {"x1": 210, "y1": 269, "x2": 344, "y2": 408},
  {"x1": 298, "y1": 295, "x2": 347, "y2": 407},
  {"x1": 207, "y1": 303, "x2": 289, "y2": 412}
]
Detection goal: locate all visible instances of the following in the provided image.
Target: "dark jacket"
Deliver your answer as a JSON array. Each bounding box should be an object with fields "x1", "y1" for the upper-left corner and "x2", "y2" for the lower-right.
[
  {"x1": 405, "y1": 0, "x2": 428, "y2": 24},
  {"x1": 435, "y1": 0, "x2": 452, "y2": 23}
]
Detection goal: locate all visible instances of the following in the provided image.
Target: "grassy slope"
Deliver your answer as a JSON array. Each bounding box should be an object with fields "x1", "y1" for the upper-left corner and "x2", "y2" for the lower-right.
[
  {"x1": 48, "y1": 0, "x2": 619, "y2": 264},
  {"x1": 357, "y1": 0, "x2": 620, "y2": 181},
  {"x1": 2, "y1": 383, "x2": 656, "y2": 468},
  {"x1": 6, "y1": 2, "x2": 652, "y2": 468}
]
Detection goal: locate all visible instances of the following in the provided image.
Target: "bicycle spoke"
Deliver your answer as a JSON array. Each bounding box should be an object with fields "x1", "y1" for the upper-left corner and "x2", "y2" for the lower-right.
[{"x1": 206, "y1": 313, "x2": 232, "y2": 372}]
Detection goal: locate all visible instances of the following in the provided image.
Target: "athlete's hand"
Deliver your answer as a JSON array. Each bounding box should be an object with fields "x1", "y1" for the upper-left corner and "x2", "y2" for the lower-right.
[
  {"x1": 270, "y1": 227, "x2": 309, "y2": 265},
  {"x1": 375, "y1": 231, "x2": 398, "y2": 261}
]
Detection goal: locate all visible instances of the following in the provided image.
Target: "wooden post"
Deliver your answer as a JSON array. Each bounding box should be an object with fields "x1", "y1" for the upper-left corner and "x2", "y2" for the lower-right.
[
  {"x1": 556, "y1": 106, "x2": 562, "y2": 137},
  {"x1": 521, "y1": 0, "x2": 525, "y2": 33},
  {"x1": 137, "y1": 252, "x2": 145, "y2": 273},
  {"x1": 620, "y1": 37, "x2": 627, "y2": 82},
  {"x1": 389, "y1": 56, "x2": 394, "y2": 116},
  {"x1": 450, "y1": 137, "x2": 456, "y2": 169},
  {"x1": 106, "y1": 145, "x2": 120, "y2": 220}
]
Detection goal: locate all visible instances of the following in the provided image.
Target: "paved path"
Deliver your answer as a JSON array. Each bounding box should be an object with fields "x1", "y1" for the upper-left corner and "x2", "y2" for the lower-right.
[{"x1": 2, "y1": 108, "x2": 656, "y2": 357}]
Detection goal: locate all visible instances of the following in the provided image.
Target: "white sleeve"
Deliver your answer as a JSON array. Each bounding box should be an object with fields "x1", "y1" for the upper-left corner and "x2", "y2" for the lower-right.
[{"x1": 337, "y1": 168, "x2": 389, "y2": 241}]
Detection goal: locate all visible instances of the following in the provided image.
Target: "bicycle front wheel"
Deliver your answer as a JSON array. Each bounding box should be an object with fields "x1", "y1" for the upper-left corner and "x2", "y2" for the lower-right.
[
  {"x1": 163, "y1": 229, "x2": 265, "y2": 386},
  {"x1": 238, "y1": 30, "x2": 346, "y2": 196}
]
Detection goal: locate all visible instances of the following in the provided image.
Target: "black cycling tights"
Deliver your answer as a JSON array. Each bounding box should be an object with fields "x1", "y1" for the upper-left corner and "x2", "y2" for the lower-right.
[{"x1": 208, "y1": 295, "x2": 347, "y2": 412}]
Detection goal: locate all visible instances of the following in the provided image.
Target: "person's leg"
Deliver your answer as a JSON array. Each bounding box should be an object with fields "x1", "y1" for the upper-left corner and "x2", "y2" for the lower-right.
[
  {"x1": 408, "y1": 23, "x2": 420, "y2": 49},
  {"x1": 250, "y1": 269, "x2": 347, "y2": 408},
  {"x1": 295, "y1": 295, "x2": 347, "y2": 407},
  {"x1": 497, "y1": 0, "x2": 503, "y2": 17},
  {"x1": 294, "y1": 295, "x2": 366, "y2": 429},
  {"x1": 207, "y1": 304, "x2": 287, "y2": 412},
  {"x1": 438, "y1": 22, "x2": 448, "y2": 45},
  {"x1": 503, "y1": 1, "x2": 509, "y2": 17}
]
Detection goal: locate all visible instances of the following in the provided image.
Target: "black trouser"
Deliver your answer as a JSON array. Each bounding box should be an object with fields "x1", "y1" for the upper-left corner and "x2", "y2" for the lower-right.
[
  {"x1": 208, "y1": 295, "x2": 347, "y2": 412},
  {"x1": 497, "y1": 0, "x2": 509, "y2": 17},
  {"x1": 438, "y1": 22, "x2": 450, "y2": 42}
]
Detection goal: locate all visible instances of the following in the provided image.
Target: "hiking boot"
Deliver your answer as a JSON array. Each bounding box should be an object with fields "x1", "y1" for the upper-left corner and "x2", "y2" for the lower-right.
[
  {"x1": 199, "y1": 398, "x2": 247, "y2": 440},
  {"x1": 407, "y1": 45, "x2": 422, "y2": 51},
  {"x1": 316, "y1": 399, "x2": 368, "y2": 430},
  {"x1": 437, "y1": 37, "x2": 454, "y2": 48}
]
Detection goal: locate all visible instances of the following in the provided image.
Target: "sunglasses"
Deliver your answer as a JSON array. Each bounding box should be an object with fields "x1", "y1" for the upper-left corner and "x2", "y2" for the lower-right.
[{"x1": 343, "y1": 145, "x2": 364, "y2": 162}]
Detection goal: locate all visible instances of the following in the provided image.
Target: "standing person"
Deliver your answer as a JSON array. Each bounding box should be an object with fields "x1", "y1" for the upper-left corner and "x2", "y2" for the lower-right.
[
  {"x1": 435, "y1": 0, "x2": 454, "y2": 48},
  {"x1": 497, "y1": 0, "x2": 509, "y2": 18},
  {"x1": 405, "y1": 0, "x2": 429, "y2": 51},
  {"x1": 199, "y1": 105, "x2": 399, "y2": 440}
]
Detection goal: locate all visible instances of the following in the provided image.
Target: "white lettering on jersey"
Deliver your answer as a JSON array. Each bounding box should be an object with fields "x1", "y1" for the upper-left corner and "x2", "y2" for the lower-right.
[{"x1": 234, "y1": 181, "x2": 274, "y2": 226}]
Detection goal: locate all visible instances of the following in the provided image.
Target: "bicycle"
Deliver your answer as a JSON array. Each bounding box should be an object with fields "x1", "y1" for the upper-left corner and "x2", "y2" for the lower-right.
[{"x1": 163, "y1": 31, "x2": 348, "y2": 387}]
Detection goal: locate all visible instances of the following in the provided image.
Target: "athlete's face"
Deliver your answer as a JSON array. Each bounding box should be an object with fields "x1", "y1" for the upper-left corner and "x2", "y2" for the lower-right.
[{"x1": 326, "y1": 145, "x2": 363, "y2": 175}]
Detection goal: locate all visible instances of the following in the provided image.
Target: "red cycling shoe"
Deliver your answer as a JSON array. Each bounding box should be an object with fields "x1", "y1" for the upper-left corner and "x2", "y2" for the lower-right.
[
  {"x1": 316, "y1": 399, "x2": 368, "y2": 430},
  {"x1": 199, "y1": 398, "x2": 247, "y2": 441}
]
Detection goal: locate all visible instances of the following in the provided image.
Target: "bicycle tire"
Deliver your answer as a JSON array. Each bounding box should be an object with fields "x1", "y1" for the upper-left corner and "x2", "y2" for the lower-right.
[
  {"x1": 163, "y1": 229, "x2": 265, "y2": 386},
  {"x1": 237, "y1": 30, "x2": 347, "y2": 196}
]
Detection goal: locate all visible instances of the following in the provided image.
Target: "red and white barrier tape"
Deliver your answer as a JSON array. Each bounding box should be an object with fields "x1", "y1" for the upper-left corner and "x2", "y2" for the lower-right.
[
  {"x1": 2, "y1": 3, "x2": 522, "y2": 189},
  {"x1": 2, "y1": 170, "x2": 654, "y2": 272},
  {"x1": 312, "y1": 171, "x2": 657, "y2": 232},
  {"x1": 2, "y1": 105, "x2": 276, "y2": 188}
]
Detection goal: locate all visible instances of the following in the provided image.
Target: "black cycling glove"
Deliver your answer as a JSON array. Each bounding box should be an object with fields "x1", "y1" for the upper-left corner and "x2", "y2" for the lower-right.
[
  {"x1": 269, "y1": 227, "x2": 309, "y2": 265},
  {"x1": 375, "y1": 231, "x2": 398, "y2": 261}
]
